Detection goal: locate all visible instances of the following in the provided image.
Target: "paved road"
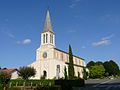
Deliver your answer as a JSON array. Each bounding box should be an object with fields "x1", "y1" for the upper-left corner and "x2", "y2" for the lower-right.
[{"x1": 74, "y1": 78, "x2": 120, "y2": 90}]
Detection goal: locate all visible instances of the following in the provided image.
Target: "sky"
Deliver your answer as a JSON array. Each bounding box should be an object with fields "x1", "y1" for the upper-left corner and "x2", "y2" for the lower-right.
[{"x1": 0, "y1": 0, "x2": 120, "y2": 68}]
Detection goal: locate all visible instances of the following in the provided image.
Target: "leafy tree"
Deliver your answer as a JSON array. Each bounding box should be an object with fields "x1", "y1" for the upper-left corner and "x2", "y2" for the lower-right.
[
  {"x1": 0, "y1": 71, "x2": 11, "y2": 90},
  {"x1": 83, "y1": 68, "x2": 87, "y2": 80},
  {"x1": 96, "y1": 61, "x2": 103, "y2": 65},
  {"x1": 64, "y1": 66, "x2": 67, "y2": 79},
  {"x1": 118, "y1": 70, "x2": 120, "y2": 76},
  {"x1": 86, "y1": 61, "x2": 95, "y2": 68},
  {"x1": 89, "y1": 65, "x2": 105, "y2": 78},
  {"x1": 18, "y1": 66, "x2": 36, "y2": 80},
  {"x1": 103, "y1": 60, "x2": 119, "y2": 76},
  {"x1": 68, "y1": 45, "x2": 74, "y2": 79},
  {"x1": 109, "y1": 60, "x2": 119, "y2": 75}
]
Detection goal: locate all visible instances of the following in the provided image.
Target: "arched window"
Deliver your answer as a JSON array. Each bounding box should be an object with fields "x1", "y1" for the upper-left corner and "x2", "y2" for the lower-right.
[
  {"x1": 43, "y1": 34, "x2": 45, "y2": 43},
  {"x1": 50, "y1": 34, "x2": 52, "y2": 43},
  {"x1": 56, "y1": 65, "x2": 60, "y2": 79},
  {"x1": 46, "y1": 34, "x2": 48, "y2": 43},
  {"x1": 51, "y1": 35, "x2": 53, "y2": 44}
]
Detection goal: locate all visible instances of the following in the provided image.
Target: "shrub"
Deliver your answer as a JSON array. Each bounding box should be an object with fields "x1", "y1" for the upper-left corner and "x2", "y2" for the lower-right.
[
  {"x1": 0, "y1": 71, "x2": 11, "y2": 89},
  {"x1": 55, "y1": 78, "x2": 85, "y2": 87},
  {"x1": 35, "y1": 85, "x2": 61, "y2": 90},
  {"x1": 18, "y1": 66, "x2": 36, "y2": 80}
]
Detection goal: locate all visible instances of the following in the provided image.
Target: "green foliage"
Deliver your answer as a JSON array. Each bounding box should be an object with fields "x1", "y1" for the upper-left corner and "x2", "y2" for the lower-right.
[
  {"x1": 89, "y1": 65, "x2": 105, "y2": 78},
  {"x1": 55, "y1": 79, "x2": 85, "y2": 87},
  {"x1": 86, "y1": 61, "x2": 95, "y2": 68},
  {"x1": 9, "y1": 79, "x2": 55, "y2": 86},
  {"x1": 96, "y1": 61, "x2": 103, "y2": 65},
  {"x1": 68, "y1": 45, "x2": 75, "y2": 79},
  {"x1": 83, "y1": 68, "x2": 87, "y2": 80},
  {"x1": 103, "y1": 60, "x2": 119, "y2": 76},
  {"x1": 118, "y1": 70, "x2": 120, "y2": 76},
  {"x1": 64, "y1": 66, "x2": 67, "y2": 80},
  {"x1": 18, "y1": 66, "x2": 36, "y2": 80},
  {"x1": 35, "y1": 85, "x2": 61, "y2": 90},
  {"x1": 8, "y1": 87, "x2": 21, "y2": 90},
  {"x1": 0, "y1": 71, "x2": 11, "y2": 89},
  {"x1": 87, "y1": 60, "x2": 119, "y2": 78}
]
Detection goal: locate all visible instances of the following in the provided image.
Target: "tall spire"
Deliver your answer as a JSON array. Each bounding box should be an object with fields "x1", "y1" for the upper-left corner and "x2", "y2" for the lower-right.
[{"x1": 43, "y1": 10, "x2": 53, "y2": 33}]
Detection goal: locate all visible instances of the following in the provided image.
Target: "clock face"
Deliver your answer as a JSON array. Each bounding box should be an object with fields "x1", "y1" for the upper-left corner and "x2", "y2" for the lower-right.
[{"x1": 43, "y1": 52, "x2": 47, "y2": 58}]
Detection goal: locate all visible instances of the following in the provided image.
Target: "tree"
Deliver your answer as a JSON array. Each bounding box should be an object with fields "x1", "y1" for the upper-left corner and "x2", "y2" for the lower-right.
[
  {"x1": 64, "y1": 66, "x2": 67, "y2": 79},
  {"x1": 89, "y1": 65, "x2": 105, "y2": 78},
  {"x1": 109, "y1": 60, "x2": 119, "y2": 75},
  {"x1": 118, "y1": 70, "x2": 120, "y2": 76},
  {"x1": 86, "y1": 61, "x2": 95, "y2": 68},
  {"x1": 83, "y1": 68, "x2": 87, "y2": 80},
  {"x1": 96, "y1": 61, "x2": 103, "y2": 65},
  {"x1": 68, "y1": 45, "x2": 74, "y2": 79},
  {"x1": 103, "y1": 60, "x2": 119, "y2": 76},
  {"x1": 0, "y1": 71, "x2": 11, "y2": 90},
  {"x1": 18, "y1": 66, "x2": 36, "y2": 80}
]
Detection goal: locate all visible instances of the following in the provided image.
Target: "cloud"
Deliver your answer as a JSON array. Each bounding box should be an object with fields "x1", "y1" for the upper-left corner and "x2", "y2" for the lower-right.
[
  {"x1": 17, "y1": 39, "x2": 32, "y2": 45},
  {"x1": 1, "y1": 30, "x2": 15, "y2": 39},
  {"x1": 102, "y1": 34, "x2": 114, "y2": 40},
  {"x1": 7, "y1": 33, "x2": 15, "y2": 38},
  {"x1": 100, "y1": 14, "x2": 120, "y2": 24},
  {"x1": 81, "y1": 46, "x2": 86, "y2": 49},
  {"x1": 69, "y1": 4, "x2": 76, "y2": 8},
  {"x1": 92, "y1": 39, "x2": 111, "y2": 46},
  {"x1": 92, "y1": 34, "x2": 114, "y2": 47},
  {"x1": 69, "y1": 0, "x2": 81, "y2": 8}
]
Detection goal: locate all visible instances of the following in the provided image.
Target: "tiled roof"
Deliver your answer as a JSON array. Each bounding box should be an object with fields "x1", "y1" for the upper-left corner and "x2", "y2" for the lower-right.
[{"x1": 0, "y1": 68, "x2": 18, "y2": 74}]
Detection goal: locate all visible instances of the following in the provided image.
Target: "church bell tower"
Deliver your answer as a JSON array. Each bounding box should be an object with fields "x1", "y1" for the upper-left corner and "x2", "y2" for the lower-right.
[{"x1": 41, "y1": 10, "x2": 55, "y2": 48}]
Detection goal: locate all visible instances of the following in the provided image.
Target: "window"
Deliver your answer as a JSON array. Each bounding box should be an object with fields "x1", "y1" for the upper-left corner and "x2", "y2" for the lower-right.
[
  {"x1": 46, "y1": 34, "x2": 48, "y2": 43},
  {"x1": 79, "y1": 60, "x2": 81, "y2": 65},
  {"x1": 43, "y1": 70, "x2": 47, "y2": 79},
  {"x1": 52, "y1": 35, "x2": 53, "y2": 44},
  {"x1": 50, "y1": 34, "x2": 52, "y2": 43},
  {"x1": 43, "y1": 34, "x2": 45, "y2": 43},
  {"x1": 56, "y1": 65, "x2": 60, "y2": 79},
  {"x1": 61, "y1": 53, "x2": 63, "y2": 60}
]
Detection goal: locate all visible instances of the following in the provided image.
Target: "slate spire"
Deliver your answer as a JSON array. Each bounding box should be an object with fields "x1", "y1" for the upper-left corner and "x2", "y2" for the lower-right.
[{"x1": 43, "y1": 10, "x2": 53, "y2": 33}]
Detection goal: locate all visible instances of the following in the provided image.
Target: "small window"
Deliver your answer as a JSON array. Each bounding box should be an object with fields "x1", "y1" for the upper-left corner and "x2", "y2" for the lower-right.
[
  {"x1": 43, "y1": 34, "x2": 45, "y2": 43},
  {"x1": 56, "y1": 65, "x2": 60, "y2": 79},
  {"x1": 50, "y1": 34, "x2": 52, "y2": 43},
  {"x1": 52, "y1": 35, "x2": 53, "y2": 44},
  {"x1": 46, "y1": 34, "x2": 48, "y2": 43}
]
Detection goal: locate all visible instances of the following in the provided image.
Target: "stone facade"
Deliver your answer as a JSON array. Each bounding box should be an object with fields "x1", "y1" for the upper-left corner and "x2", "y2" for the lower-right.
[{"x1": 29, "y1": 10, "x2": 85, "y2": 79}]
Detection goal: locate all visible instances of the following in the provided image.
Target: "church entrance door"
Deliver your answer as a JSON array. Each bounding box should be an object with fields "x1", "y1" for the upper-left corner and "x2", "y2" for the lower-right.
[{"x1": 43, "y1": 70, "x2": 47, "y2": 79}]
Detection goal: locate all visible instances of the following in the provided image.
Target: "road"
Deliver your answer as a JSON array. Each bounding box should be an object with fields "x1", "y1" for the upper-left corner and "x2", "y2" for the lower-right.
[{"x1": 73, "y1": 78, "x2": 120, "y2": 90}]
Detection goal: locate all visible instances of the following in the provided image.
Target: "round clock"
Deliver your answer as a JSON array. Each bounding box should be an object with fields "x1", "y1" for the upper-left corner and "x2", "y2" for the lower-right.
[{"x1": 43, "y1": 52, "x2": 47, "y2": 58}]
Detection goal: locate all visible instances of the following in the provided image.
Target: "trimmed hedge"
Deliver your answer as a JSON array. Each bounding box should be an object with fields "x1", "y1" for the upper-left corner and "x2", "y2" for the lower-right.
[
  {"x1": 35, "y1": 85, "x2": 61, "y2": 90},
  {"x1": 55, "y1": 78, "x2": 85, "y2": 87},
  {"x1": 9, "y1": 79, "x2": 84, "y2": 87},
  {"x1": 9, "y1": 80, "x2": 55, "y2": 86}
]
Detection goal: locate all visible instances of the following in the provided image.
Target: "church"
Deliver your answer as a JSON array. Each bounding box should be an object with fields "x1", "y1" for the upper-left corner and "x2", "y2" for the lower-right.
[{"x1": 29, "y1": 10, "x2": 85, "y2": 79}]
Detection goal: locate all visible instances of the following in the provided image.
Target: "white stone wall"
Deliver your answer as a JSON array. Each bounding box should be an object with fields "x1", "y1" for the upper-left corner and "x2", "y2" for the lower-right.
[
  {"x1": 11, "y1": 71, "x2": 19, "y2": 79},
  {"x1": 30, "y1": 59, "x2": 66, "y2": 79}
]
